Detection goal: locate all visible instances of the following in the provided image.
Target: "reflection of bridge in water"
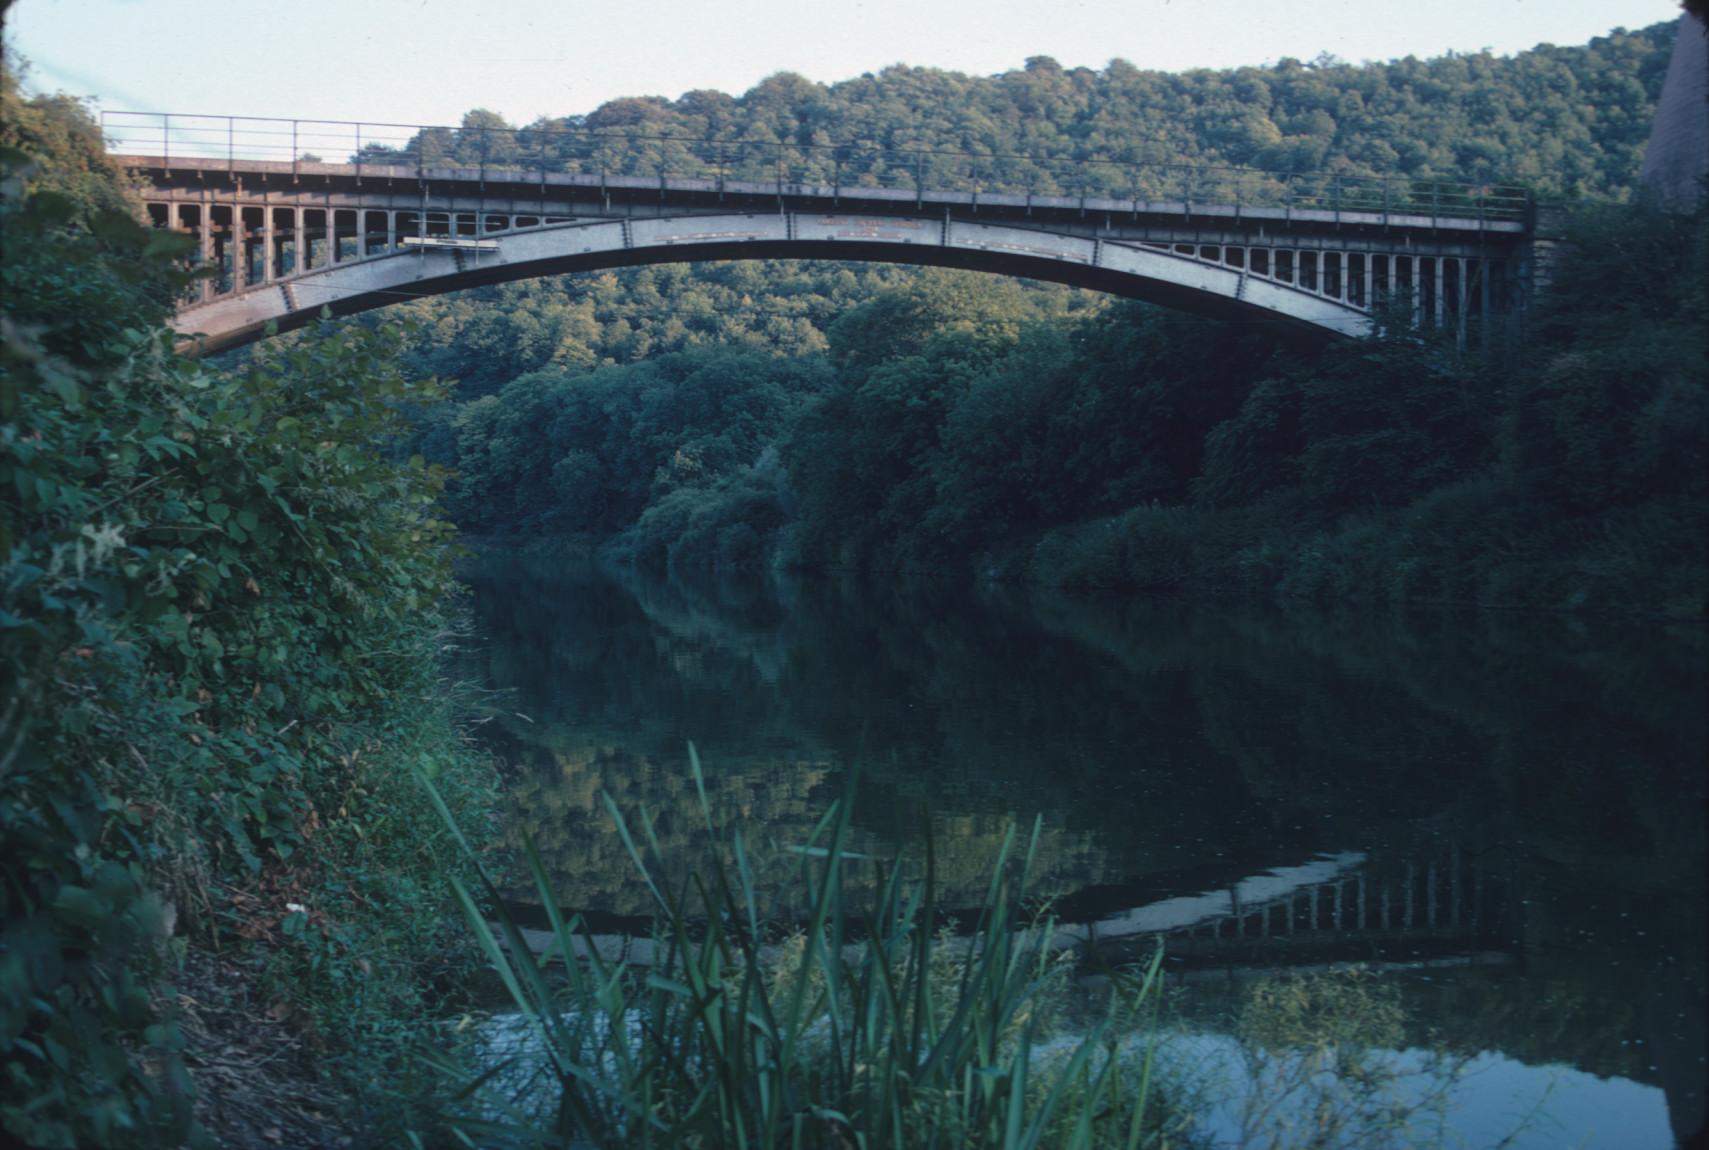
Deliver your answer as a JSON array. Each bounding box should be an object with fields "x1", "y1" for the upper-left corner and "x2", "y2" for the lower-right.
[
  {"x1": 1066, "y1": 848, "x2": 1517, "y2": 969},
  {"x1": 509, "y1": 847, "x2": 1516, "y2": 975}
]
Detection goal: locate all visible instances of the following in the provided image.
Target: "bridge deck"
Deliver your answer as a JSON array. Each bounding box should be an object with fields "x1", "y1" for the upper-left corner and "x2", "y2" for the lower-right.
[{"x1": 117, "y1": 155, "x2": 1527, "y2": 239}]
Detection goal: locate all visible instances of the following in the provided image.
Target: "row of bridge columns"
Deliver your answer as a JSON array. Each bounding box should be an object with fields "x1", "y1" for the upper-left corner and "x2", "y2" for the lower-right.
[
  {"x1": 147, "y1": 199, "x2": 1508, "y2": 338},
  {"x1": 147, "y1": 201, "x2": 571, "y2": 301},
  {"x1": 1143, "y1": 240, "x2": 1506, "y2": 336}
]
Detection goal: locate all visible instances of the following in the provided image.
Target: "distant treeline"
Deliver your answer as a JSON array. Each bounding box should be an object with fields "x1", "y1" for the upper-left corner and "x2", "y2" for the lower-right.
[
  {"x1": 377, "y1": 22, "x2": 1672, "y2": 197},
  {"x1": 374, "y1": 22, "x2": 1703, "y2": 614}
]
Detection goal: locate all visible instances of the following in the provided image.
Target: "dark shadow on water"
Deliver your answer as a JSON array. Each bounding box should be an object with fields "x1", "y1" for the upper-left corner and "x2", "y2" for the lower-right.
[{"x1": 458, "y1": 555, "x2": 1706, "y2": 1145}]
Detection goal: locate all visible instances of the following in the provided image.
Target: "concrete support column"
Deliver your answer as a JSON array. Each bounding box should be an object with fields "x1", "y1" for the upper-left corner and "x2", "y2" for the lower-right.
[
  {"x1": 386, "y1": 210, "x2": 397, "y2": 253},
  {"x1": 1412, "y1": 258, "x2": 1423, "y2": 327},
  {"x1": 231, "y1": 207, "x2": 246, "y2": 290},
  {"x1": 1433, "y1": 258, "x2": 1445, "y2": 326},
  {"x1": 261, "y1": 206, "x2": 275, "y2": 283},
  {"x1": 198, "y1": 200, "x2": 213, "y2": 302},
  {"x1": 328, "y1": 206, "x2": 338, "y2": 266}
]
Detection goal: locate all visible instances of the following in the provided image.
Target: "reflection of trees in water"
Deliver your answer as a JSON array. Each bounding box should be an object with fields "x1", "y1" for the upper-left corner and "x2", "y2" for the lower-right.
[
  {"x1": 501, "y1": 741, "x2": 1115, "y2": 918},
  {"x1": 462, "y1": 559, "x2": 1705, "y2": 1136},
  {"x1": 463, "y1": 558, "x2": 1704, "y2": 905}
]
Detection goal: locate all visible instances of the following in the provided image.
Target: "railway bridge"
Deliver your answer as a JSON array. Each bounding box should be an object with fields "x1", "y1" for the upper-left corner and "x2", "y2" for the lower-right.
[{"x1": 104, "y1": 113, "x2": 1535, "y2": 352}]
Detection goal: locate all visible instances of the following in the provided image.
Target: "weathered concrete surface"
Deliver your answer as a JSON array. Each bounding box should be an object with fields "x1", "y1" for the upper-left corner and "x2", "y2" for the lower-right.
[{"x1": 1641, "y1": 12, "x2": 1709, "y2": 207}]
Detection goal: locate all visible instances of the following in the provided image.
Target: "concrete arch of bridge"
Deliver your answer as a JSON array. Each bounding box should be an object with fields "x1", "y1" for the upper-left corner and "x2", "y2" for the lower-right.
[{"x1": 173, "y1": 212, "x2": 1372, "y2": 353}]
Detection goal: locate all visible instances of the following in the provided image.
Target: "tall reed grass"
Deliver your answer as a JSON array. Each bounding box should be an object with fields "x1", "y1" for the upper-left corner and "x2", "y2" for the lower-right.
[{"x1": 419, "y1": 750, "x2": 1172, "y2": 1148}]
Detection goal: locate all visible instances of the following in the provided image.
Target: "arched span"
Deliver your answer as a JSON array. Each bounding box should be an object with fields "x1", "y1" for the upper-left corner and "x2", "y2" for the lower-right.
[{"x1": 173, "y1": 211, "x2": 1374, "y2": 353}]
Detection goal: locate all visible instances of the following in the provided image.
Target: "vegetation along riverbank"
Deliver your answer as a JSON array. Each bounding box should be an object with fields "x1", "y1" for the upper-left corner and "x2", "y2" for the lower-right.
[
  {"x1": 2, "y1": 11, "x2": 1703, "y2": 1148},
  {"x1": 359, "y1": 21, "x2": 1703, "y2": 617},
  {"x1": 2, "y1": 78, "x2": 501, "y2": 1147}
]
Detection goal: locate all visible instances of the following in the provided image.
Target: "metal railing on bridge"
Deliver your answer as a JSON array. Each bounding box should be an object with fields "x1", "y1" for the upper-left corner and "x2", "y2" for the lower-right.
[{"x1": 102, "y1": 110, "x2": 1531, "y2": 222}]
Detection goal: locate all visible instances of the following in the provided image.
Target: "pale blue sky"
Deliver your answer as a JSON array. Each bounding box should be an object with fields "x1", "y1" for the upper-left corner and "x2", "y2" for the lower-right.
[{"x1": 4, "y1": 0, "x2": 1686, "y2": 128}]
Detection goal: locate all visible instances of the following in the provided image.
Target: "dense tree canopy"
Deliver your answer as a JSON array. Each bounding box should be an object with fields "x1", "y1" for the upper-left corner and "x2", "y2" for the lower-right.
[{"x1": 363, "y1": 21, "x2": 1701, "y2": 615}]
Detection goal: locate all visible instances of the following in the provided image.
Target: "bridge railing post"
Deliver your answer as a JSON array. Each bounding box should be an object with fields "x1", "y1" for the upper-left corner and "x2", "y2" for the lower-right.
[
  {"x1": 226, "y1": 116, "x2": 232, "y2": 174},
  {"x1": 162, "y1": 113, "x2": 170, "y2": 169}
]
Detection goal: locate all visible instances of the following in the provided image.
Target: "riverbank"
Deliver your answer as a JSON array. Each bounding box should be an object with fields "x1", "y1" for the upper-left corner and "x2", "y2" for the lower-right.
[{"x1": 1, "y1": 92, "x2": 505, "y2": 1148}]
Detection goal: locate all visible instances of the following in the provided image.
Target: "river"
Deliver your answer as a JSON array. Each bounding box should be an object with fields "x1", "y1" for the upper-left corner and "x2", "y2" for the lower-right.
[{"x1": 458, "y1": 557, "x2": 1706, "y2": 1148}]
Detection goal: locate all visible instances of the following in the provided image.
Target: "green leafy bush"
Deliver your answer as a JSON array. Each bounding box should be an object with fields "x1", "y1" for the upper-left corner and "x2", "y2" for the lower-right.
[{"x1": 1, "y1": 95, "x2": 496, "y2": 1145}]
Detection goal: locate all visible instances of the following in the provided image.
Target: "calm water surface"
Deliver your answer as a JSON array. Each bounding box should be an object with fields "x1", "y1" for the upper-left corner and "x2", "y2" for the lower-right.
[{"x1": 460, "y1": 559, "x2": 1706, "y2": 1148}]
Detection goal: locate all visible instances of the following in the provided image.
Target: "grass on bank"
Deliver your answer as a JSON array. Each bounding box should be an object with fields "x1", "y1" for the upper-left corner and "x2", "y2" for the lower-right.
[
  {"x1": 421, "y1": 750, "x2": 1175, "y2": 1149},
  {"x1": 1, "y1": 102, "x2": 505, "y2": 1145}
]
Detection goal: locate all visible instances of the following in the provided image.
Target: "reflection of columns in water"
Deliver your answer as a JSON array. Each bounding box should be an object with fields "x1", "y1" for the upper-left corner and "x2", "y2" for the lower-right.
[
  {"x1": 1136, "y1": 845, "x2": 1519, "y2": 962},
  {"x1": 1451, "y1": 846, "x2": 1462, "y2": 927}
]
